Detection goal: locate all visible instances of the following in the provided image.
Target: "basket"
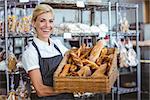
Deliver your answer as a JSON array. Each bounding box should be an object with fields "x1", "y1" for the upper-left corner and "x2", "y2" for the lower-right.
[{"x1": 53, "y1": 49, "x2": 118, "y2": 93}]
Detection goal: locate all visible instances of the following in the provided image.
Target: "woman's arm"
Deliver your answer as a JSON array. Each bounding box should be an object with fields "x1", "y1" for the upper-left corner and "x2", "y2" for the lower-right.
[{"x1": 28, "y1": 68, "x2": 59, "y2": 97}]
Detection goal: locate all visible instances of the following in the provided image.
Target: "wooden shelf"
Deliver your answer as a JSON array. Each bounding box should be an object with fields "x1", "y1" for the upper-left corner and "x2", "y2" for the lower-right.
[
  {"x1": 144, "y1": 0, "x2": 150, "y2": 23},
  {"x1": 132, "y1": 40, "x2": 150, "y2": 47}
]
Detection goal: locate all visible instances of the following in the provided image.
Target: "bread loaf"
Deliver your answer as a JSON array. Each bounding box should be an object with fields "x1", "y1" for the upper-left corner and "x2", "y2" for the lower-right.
[
  {"x1": 59, "y1": 64, "x2": 71, "y2": 77},
  {"x1": 88, "y1": 40, "x2": 104, "y2": 62}
]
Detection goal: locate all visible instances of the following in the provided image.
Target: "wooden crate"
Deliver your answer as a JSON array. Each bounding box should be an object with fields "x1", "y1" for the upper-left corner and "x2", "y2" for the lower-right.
[{"x1": 53, "y1": 49, "x2": 118, "y2": 93}]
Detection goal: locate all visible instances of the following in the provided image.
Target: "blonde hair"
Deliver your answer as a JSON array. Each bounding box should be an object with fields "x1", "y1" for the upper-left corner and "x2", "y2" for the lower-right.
[{"x1": 31, "y1": 4, "x2": 54, "y2": 22}]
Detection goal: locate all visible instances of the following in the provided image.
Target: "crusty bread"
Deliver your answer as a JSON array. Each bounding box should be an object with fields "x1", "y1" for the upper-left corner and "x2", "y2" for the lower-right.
[
  {"x1": 59, "y1": 64, "x2": 71, "y2": 77},
  {"x1": 88, "y1": 40, "x2": 104, "y2": 62},
  {"x1": 77, "y1": 66, "x2": 91, "y2": 77}
]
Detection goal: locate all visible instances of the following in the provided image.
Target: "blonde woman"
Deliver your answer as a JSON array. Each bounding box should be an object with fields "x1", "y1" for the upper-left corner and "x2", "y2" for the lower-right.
[{"x1": 22, "y1": 4, "x2": 74, "y2": 100}]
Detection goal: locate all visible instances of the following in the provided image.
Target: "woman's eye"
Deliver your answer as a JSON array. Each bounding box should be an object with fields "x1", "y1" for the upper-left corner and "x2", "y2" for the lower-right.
[
  {"x1": 49, "y1": 20, "x2": 54, "y2": 23},
  {"x1": 40, "y1": 20, "x2": 45, "y2": 22}
]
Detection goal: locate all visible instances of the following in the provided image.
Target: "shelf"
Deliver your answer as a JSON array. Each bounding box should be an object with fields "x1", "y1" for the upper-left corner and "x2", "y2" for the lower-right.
[
  {"x1": 112, "y1": 31, "x2": 137, "y2": 37},
  {"x1": 0, "y1": 33, "x2": 33, "y2": 38},
  {"x1": 71, "y1": 32, "x2": 99, "y2": 37},
  {"x1": 0, "y1": 32, "x2": 99, "y2": 39},
  {"x1": 119, "y1": 67, "x2": 137, "y2": 75},
  {"x1": 132, "y1": 40, "x2": 150, "y2": 47},
  {"x1": 118, "y1": 3, "x2": 138, "y2": 9},
  {"x1": 0, "y1": 1, "x2": 38, "y2": 8},
  {"x1": 140, "y1": 60, "x2": 150, "y2": 64},
  {"x1": 117, "y1": 87, "x2": 138, "y2": 94},
  {"x1": 111, "y1": 3, "x2": 138, "y2": 10},
  {"x1": 52, "y1": 32, "x2": 99, "y2": 37},
  {"x1": 41, "y1": 1, "x2": 110, "y2": 11}
]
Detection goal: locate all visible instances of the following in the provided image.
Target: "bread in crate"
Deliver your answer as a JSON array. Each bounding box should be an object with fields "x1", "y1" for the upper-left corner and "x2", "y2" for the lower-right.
[{"x1": 54, "y1": 40, "x2": 118, "y2": 93}]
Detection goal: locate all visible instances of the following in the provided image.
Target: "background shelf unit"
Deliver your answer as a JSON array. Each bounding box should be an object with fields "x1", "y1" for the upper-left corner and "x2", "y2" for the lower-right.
[{"x1": 114, "y1": 2, "x2": 141, "y2": 100}]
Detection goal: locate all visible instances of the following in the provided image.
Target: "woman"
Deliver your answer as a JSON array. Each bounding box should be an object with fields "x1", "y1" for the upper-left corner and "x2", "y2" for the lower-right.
[{"x1": 22, "y1": 4, "x2": 74, "y2": 100}]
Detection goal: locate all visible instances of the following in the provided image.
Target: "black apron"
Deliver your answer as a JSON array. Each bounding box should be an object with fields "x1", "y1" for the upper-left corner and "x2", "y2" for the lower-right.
[{"x1": 31, "y1": 41, "x2": 74, "y2": 100}]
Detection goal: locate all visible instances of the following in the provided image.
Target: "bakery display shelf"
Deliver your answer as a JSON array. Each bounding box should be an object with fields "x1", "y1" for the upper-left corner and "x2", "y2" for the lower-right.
[
  {"x1": 111, "y1": 3, "x2": 138, "y2": 10},
  {"x1": 118, "y1": 87, "x2": 138, "y2": 94},
  {"x1": 0, "y1": 0, "x2": 38, "y2": 8},
  {"x1": 41, "y1": 1, "x2": 111, "y2": 11},
  {"x1": 52, "y1": 32, "x2": 99, "y2": 37},
  {"x1": 114, "y1": 2, "x2": 141, "y2": 100},
  {"x1": 112, "y1": 31, "x2": 137, "y2": 37},
  {"x1": 113, "y1": 87, "x2": 138, "y2": 94},
  {"x1": 71, "y1": 32, "x2": 99, "y2": 37},
  {"x1": 0, "y1": 33, "x2": 33, "y2": 39}
]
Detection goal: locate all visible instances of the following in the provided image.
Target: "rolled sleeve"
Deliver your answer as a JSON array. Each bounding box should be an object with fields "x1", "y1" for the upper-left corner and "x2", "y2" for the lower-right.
[{"x1": 22, "y1": 48, "x2": 40, "y2": 73}]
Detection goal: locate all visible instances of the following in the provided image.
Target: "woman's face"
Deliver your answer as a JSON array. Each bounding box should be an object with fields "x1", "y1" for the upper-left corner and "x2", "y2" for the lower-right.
[{"x1": 33, "y1": 12, "x2": 54, "y2": 41}]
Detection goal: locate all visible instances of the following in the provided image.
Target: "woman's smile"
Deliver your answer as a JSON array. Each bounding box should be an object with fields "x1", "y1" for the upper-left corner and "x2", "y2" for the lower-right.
[{"x1": 33, "y1": 12, "x2": 54, "y2": 42}]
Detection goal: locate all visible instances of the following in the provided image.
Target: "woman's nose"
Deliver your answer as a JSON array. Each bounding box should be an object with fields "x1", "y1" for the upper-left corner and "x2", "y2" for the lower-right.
[{"x1": 45, "y1": 21, "x2": 51, "y2": 27}]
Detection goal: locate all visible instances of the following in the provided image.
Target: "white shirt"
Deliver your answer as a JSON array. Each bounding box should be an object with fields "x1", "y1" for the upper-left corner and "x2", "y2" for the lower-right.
[{"x1": 22, "y1": 37, "x2": 68, "y2": 73}]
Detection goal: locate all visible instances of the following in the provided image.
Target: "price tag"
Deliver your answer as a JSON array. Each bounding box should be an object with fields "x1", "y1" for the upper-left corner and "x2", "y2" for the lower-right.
[
  {"x1": 19, "y1": 0, "x2": 29, "y2": 2},
  {"x1": 76, "y1": 1, "x2": 85, "y2": 8},
  {"x1": 63, "y1": 33, "x2": 72, "y2": 39}
]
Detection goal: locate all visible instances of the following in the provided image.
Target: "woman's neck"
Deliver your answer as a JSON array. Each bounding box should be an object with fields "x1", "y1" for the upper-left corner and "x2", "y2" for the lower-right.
[{"x1": 37, "y1": 36, "x2": 50, "y2": 45}]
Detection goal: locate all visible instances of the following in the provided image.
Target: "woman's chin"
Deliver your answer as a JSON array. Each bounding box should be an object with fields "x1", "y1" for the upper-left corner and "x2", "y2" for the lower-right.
[
  {"x1": 43, "y1": 35, "x2": 50, "y2": 38},
  {"x1": 42, "y1": 33, "x2": 51, "y2": 37}
]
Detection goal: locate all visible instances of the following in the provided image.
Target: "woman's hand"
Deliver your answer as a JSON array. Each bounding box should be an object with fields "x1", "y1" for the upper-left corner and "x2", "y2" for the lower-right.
[{"x1": 28, "y1": 68, "x2": 59, "y2": 97}]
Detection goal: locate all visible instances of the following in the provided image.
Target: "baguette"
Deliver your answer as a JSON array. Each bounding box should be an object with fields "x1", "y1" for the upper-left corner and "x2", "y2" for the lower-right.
[
  {"x1": 82, "y1": 59, "x2": 99, "y2": 69},
  {"x1": 91, "y1": 69, "x2": 106, "y2": 78},
  {"x1": 91, "y1": 63, "x2": 107, "y2": 78},
  {"x1": 59, "y1": 64, "x2": 71, "y2": 77},
  {"x1": 77, "y1": 66, "x2": 91, "y2": 77},
  {"x1": 88, "y1": 40, "x2": 104, "y2": 62}
]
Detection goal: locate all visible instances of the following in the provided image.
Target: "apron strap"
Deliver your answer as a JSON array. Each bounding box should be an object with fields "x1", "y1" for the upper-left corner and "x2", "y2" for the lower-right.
[
  {"x1": 54, "y1": 44, "x2": 62, "y2": 56},
  {"x1": 32, "y1": 41, "x2": 41, "y2": 58},
  {"x1": 32, "y1": 41, "x2": 62, "y2": 58}
]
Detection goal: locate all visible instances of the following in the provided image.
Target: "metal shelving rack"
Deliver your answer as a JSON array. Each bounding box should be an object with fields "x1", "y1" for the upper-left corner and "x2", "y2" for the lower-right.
[
  {"x1": 1, "y1": 0, "x2": 37, "y2": 95},
  {"x1": 41, "y1": 1, "x2": 112, "y2": 47},
  {"x1": 4, "y1": 0, "x2": 9, "y2": 94},
  {"x1": 114, "y1": 2, "x2": 141, "y2": 100}
]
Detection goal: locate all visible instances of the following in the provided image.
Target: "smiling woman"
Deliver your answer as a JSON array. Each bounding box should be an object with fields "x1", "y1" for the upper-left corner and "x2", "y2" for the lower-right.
[
  {"x1": 31, "y1": 4, "x2": 54, "y2": 43},
  {"x1": 22, "y1": 4, "x2": 74, "y2": 100},
  {"x1": 32, "y1": 12, "x2": 54, "y2": 42}
]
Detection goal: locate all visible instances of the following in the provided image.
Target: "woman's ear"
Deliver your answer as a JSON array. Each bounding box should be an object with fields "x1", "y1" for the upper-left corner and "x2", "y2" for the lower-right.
[{"x1": 32, "y1": 21, "x2": 36, "y2": 28}]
